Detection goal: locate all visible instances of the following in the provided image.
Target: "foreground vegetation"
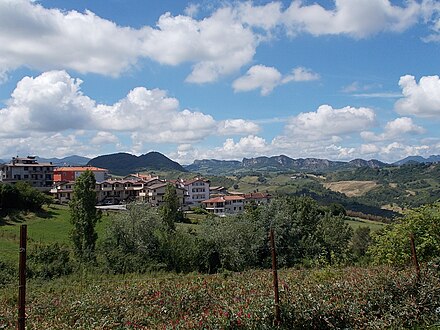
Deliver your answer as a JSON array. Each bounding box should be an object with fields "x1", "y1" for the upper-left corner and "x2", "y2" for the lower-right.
[
  {"x1": 1, "y1": 179, "x2": 440, "y2": 328},
  {"x1": 1, "y1": 265, "x2": 439, "y2": 329}
]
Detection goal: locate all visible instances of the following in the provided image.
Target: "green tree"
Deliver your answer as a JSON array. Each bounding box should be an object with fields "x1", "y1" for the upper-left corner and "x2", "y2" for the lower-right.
[
  {"x1": 317, "y1": 214, "x2": 353, "y2": 264},
  {"x1": 369, "y1": 202, "x2": 440, "y2": 265},
  {"x1": 350, "y1": 227, "x2": 372, "y2": 260},
  {"x1": 69, "y1": 170, "x2": 100, "y2": 263},
  {"x1": 160, "y1": 183, "x2": 181, "y2": 232}
]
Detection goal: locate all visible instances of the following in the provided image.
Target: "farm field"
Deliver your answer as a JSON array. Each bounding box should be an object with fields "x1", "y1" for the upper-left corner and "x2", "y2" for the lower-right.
[
  {"x1": 1, "y1": 265, "x2": 439, "y2": 329},
  {"x1": 323, "y1": 180, "x2": 378, "y2": 197}
]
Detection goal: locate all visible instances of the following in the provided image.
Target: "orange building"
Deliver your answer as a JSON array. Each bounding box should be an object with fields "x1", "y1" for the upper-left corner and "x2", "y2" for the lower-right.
[{"x1": 53, "y1": 166, "x2": 108, "y2": 183}]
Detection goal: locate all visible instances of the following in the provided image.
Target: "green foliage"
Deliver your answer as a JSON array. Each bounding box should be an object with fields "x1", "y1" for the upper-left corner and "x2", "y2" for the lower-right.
[
  {"x1": 0, "y1": 182, "x2": 52, "y2": 211},
  {"x1": 317, "y1": 213, "x2": 353, "y2": 264},
  {"x1": 369, "y1": 202, "x2": 440, "y2": 265},
  {"x1": 160, "y1": 183, "x2": 182, "y2": 232},
  {"x1": 101, "y1": 203, "x2": 164, "y2": 274},
  {"x1": 1, "y1": 265, "x2": 439, "y2": 329},
  {"x1": 0, "y1": 260, "x2": 15, "y2": 287},
  {"x1": 28, "y1": 243, "x2": 73, "y2": 279},
  {"x1": 69, "y1": 170, "x2": 101, "y2": 263},
  {"x1": 350, "y1": 227, "x2": 372, "y2": 260}
]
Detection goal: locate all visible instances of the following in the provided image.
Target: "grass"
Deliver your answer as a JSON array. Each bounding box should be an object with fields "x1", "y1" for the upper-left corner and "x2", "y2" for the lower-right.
[
  {"x1": 0, "y1": 204, "x2": 111, "y2": 265},
  {"x1": 345, "y1": 217, "x2": 385, "y2": 231}
]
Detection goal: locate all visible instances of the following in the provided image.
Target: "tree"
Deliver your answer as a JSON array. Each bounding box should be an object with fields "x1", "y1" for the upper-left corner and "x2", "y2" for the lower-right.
[
  {"x1": 317, "y1": 213, "x2": 353, "y2": 264},
  {"x1": 369, "y1": 202, "x2": 440, "y2": 265},
  {"x1": 160, "y1": 183, "x2": 181, "y2": 232},
  {"x1": 69, "y1": 170, "x2": 100, "y2": 263}
]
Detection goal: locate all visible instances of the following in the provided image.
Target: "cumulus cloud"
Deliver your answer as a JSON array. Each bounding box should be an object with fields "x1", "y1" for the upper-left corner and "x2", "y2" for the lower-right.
[
  {"x1": 90, "y1": 131, "x2": 119, "y2": 145},
  {"x1": 233, "y1": 65, "x2": 319, "y2": 95},
  {"x1": 217, "y1": 119, "x2": 260, "y2": 135},
  {"x1": 282, "y1": 0, "x2": 422, "y2": 38},
  {"x1": 282, "y1": 67, "x2": 320, "y2": 83},
  {"x1": 361, "y1": 117, "x2": 425, "y2": 142},
  {"x1": 0, "y1": 0, "x2": 257, "y2": 82},
  {"x1": 0, "y1": 70, "x2": 258, "y2": 156},
  {"x1": 395, "y1": 75, "x2": 440, "y2": 118},
  {"x1": 2, "y1": 0, "x2": 436, "y2": 83},
  {"x1": 0, "y1": 70, "x2": 94, "y2": 135},
  {"x1": 283, "y1": 104, "x2": 376, "y2": 141}
]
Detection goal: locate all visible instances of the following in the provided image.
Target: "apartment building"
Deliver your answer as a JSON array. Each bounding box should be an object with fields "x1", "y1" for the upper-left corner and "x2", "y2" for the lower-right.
[
  {"x1": 202, "y1": 195, "x2": 245, "y2": 215},
  {"x1": 173, "y1": 177, "x2": 210, "y2": 207},
  {"x1": 0, "y1": 156, "x2": 55, "y2": 190}
]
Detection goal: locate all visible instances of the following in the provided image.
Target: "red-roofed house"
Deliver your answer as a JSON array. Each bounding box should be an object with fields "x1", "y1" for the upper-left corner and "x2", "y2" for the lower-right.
[{"x1": 202, "y1": 195, "x2": 245, "y2": 215}]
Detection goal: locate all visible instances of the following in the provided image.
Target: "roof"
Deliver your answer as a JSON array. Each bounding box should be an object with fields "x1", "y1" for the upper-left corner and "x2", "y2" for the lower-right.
[
  {"x1": 55, "y1": 166, "x2": 108, "y2": 172},
  {"x1": 202, "y1": 195, "x2": 245, "y2": 203}
]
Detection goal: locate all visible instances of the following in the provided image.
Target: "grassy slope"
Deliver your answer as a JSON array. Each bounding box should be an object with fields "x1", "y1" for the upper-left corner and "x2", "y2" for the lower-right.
[{"x1": 0, "y1": 205, "x2": 111, "y2": 265}]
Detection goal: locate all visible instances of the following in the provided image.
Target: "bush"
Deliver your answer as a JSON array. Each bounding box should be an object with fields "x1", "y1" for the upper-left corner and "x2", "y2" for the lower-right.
[{"x1": 28, "y1": 243, "x2": 73, "y2": 279}]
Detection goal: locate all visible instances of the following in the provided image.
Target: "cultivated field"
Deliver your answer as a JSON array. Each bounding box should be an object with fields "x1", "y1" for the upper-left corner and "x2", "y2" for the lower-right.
[{"x1": 323, "y1": 180, "x2": 378, "y2": 197}]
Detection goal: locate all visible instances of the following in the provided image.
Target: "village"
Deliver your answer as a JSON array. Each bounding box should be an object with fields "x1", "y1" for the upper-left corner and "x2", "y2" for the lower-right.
[{"x1": 0, "y1": 156, "x2": 272, "y2": 216}]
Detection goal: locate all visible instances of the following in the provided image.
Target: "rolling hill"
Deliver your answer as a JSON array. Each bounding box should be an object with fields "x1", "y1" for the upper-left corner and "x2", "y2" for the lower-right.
[{"x1": 87, "y1": 152, "x2": 186, "y2": 175}]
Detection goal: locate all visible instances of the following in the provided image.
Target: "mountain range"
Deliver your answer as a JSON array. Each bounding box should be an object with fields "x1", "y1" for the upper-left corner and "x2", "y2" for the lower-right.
[
  {"x1": 185, "y1": 155, "x2": 388, "y2": 175},
  {"x1": 393, "y1": 155, "x2": 440, "y2": 166},
  {"x1": 37, "y1": 155, "x2": 91, "y2": 166},
  {"x1": 3, "y1": 152, "x2": 439, "y2": 175}
]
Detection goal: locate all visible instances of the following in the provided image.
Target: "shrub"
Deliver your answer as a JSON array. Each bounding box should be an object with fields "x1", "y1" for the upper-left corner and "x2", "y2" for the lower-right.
[{"x1": 28, "y1": 243, "x2": 73, "y2": 279}]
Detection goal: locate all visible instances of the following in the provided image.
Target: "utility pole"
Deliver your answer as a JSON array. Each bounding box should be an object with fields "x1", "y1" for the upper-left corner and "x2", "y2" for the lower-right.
[{"x1": 409, "y1": 233, "x2": 420, "y2": 282}]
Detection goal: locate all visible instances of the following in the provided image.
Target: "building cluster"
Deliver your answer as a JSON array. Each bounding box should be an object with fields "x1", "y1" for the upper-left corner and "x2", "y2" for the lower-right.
[{"x1": 0, "y1": 156, "x2": 271, "y2": 215}]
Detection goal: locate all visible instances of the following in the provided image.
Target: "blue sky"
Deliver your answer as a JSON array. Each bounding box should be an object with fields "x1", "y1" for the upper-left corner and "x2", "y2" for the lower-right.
[{"x1": 1, "y1": 0, "x2": 440, "y2": 164}]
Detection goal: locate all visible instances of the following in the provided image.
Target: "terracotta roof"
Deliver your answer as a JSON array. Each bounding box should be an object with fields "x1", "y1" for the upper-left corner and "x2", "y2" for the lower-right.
[
  {"x1": 202, "y1": 195, "x2": 245, "y2": 203},
  {"x1": 55, "y1": 166, "x2": 108, "y2": 172}
]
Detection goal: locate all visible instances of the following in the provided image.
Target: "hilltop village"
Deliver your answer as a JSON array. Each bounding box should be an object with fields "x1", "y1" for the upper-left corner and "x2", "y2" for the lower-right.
[{"x1": 0, "y1": 156, "x2": 271, "y2": 215}]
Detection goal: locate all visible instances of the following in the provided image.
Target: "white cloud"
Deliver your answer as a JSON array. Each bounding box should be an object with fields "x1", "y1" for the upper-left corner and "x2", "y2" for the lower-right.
[
  {"x1": 233, "y1": 65, "x2": 282, "y2": 95},
  {"x1": 282, "y1": 0, "x2": 422, "y2": 38},
  {"x1": 282, "y1": 67, "x2": 320, "y2": 83},
  {"x1": 395, "y1": 75, "x2": 440, "y2": 118},
  {"x1": 361, "y1": 117, "x2": 425, "y2": 142},
  {"x1": 217, "y1": 119, "x2": 260, "y2": 135},
  {"x1": 90, "y1": 131, "x2": 119, "y2": 145},
  {"x1": 0, "y1": 70, "x2": 94, "y2": 135},
  {"x1": 2, "y1": 0, "x2": 433, "y2": 84},
  {"x1": 283, "y1": 104, "x2": 376, "y2": 140},
  {"x1": 0, "y1": 70, "x2": 257, "y2": 148},
  {"x1": 233, "y1": 65, "x2": 319, "y2": 95},
  {"x1": 0, "y1": 1, "x2": 257, "y2": 82},
  {"x1": 184, "y1": 3, "x2": 200, "y2": 17}
]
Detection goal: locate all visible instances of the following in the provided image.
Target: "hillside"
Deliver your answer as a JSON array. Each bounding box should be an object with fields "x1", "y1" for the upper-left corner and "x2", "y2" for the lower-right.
[{"x1": 87, "y1": 152, "x2": 186, "y2": 175}]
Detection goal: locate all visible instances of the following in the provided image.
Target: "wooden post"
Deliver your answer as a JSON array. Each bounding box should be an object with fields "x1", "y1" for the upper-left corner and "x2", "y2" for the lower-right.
[
  {"x1": 409, "y1": 233, "x2": 420, "y2": 282},
  {"x1": 18, "y1": 225, "x2": 27, "y2": 330},
  {"x1": 270, "y1": 228, "x2": 281, "y2": 325}
]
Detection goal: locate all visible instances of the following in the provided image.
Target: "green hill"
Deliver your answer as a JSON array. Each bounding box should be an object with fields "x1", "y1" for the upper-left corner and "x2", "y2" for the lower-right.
[{"x1": 87, "y1": 152, "x2": 186, "y2": 175}]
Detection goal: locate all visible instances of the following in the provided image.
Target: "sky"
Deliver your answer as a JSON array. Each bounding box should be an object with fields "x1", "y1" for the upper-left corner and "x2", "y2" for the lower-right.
[{"x1": 1, "y1": 0, "x2": 440, "y2": 164}]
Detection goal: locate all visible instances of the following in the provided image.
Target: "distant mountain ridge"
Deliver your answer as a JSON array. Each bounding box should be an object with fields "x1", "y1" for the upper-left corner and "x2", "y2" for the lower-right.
[
  {"x1": 186, "y1": 155, "x2": 389, "y2": 175},
  {"x1": 37, "y1": 155, "x2": 91, "y2": 166},
  {"x1": 87, "y1": 152, "x2": 186, "y2": 175},
  {"x1": 393, "y1": 155, "x2": 440, "y2": 166}
]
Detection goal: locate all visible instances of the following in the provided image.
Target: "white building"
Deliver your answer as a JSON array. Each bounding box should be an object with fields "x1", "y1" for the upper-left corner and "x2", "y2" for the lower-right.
[
  {"x1": 202, "y1": 195, "x2": 245, "y2": 215},
  {"x1": 0, "y1": 156, "x2": 55, "y2": 190},
  {"x1": 175, "y1": 177, "x2": 210, "y2": 207}
]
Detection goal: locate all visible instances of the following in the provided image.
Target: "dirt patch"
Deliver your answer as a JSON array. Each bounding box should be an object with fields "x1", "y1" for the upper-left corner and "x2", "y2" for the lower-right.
[{"x1": 324, "y1": 180, "x2": 378, "y2": 197}]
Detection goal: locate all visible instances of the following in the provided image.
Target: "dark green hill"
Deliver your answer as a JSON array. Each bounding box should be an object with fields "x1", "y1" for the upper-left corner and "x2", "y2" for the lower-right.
[{"x1": 87, "y1": 152, "x2": 186, "y2": 175}]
